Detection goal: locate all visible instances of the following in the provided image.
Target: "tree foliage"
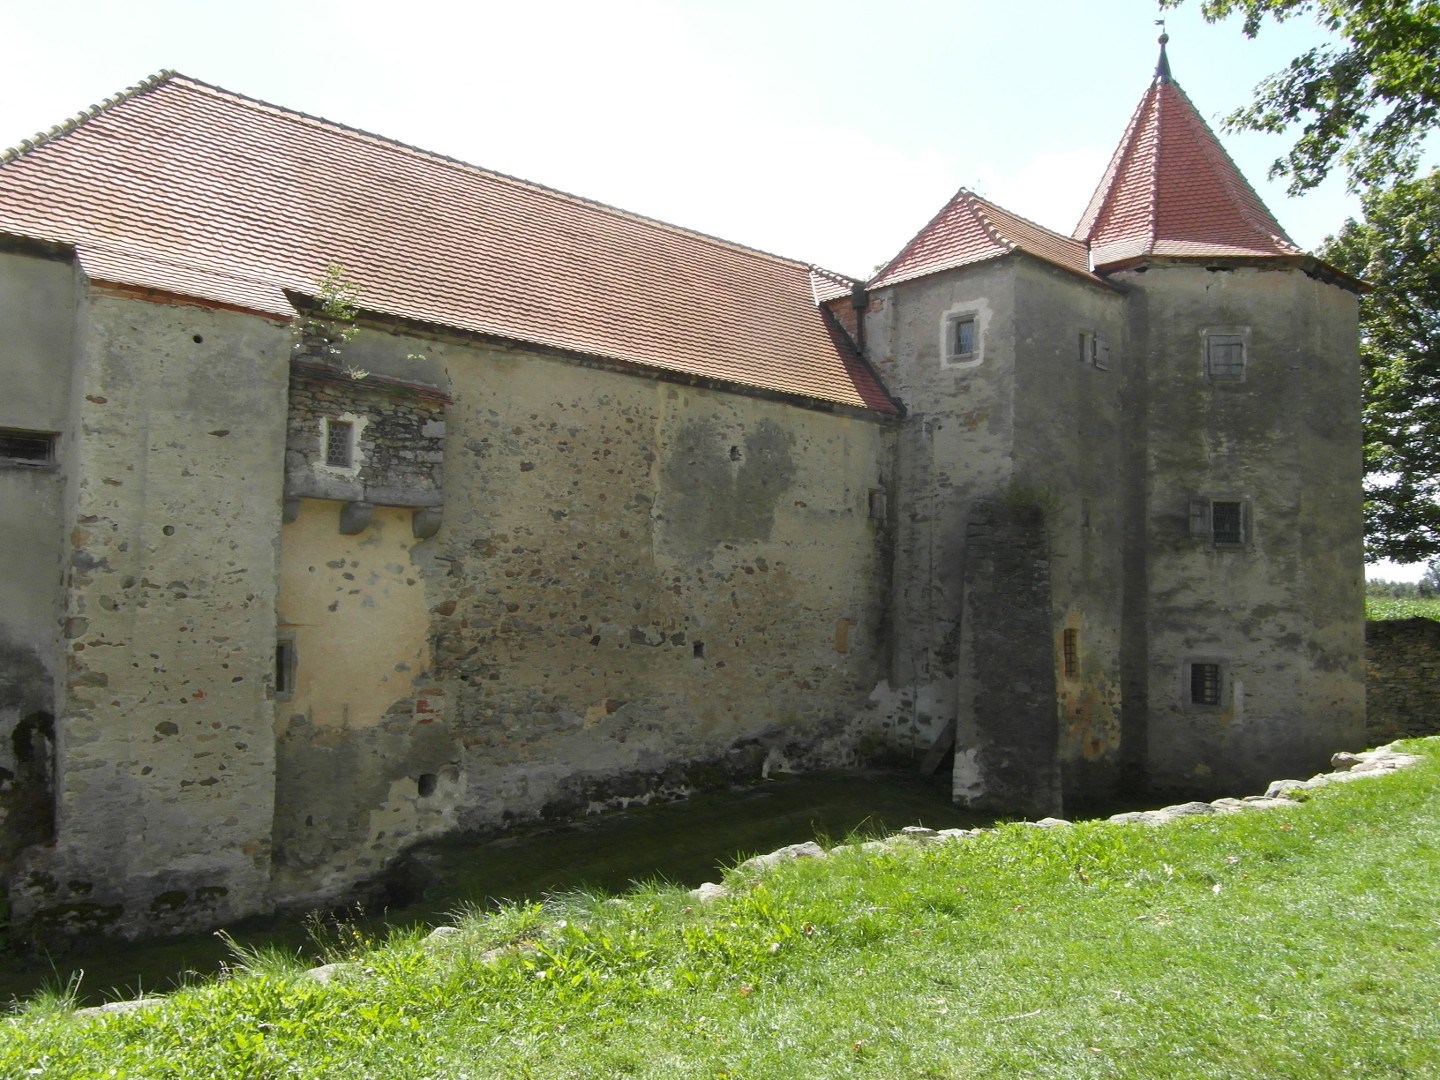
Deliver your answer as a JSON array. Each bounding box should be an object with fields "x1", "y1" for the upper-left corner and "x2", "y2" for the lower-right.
[
  {"x1": 1321, "y1": 171, "x2": 1440, "y2": 560},
  {"x1": 1162, "y1": 0, "x2": 1440, "y2": 193}
]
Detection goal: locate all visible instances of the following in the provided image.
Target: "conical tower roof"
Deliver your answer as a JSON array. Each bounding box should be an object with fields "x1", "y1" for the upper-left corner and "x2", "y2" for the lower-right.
[{"x1": 1075, "y1": 41, "x2": 1302, "y2": 271}]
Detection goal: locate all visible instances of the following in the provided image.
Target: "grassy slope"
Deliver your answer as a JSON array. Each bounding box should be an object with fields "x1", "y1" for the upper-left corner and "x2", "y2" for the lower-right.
[
  {"x1": 1366, "y1": 595, "x2": 1440, "y2": 620},
  {"x1": 6, "y1": 741, "x2": 1439, "y2": 1079}
]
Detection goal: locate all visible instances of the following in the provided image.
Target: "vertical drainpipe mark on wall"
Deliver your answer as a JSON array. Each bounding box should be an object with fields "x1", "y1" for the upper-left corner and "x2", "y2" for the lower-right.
[{"x1": 1231, "y1": 678, "x2": 1244, "y2": 726}]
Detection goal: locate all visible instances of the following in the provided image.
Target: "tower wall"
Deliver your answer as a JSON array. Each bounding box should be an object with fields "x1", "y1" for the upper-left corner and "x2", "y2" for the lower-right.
[{"x1": 1119, "y1": 263, "x2": 1365, "y2": 794}]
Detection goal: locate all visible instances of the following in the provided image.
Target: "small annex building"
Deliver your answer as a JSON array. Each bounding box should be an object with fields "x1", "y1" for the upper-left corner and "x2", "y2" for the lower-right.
[{"x1": 0, "y1": 44, "x2": 1365, "y2": 941}]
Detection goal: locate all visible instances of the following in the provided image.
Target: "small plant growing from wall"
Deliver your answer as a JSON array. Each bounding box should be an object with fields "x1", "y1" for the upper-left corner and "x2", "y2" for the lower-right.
[{"x1": 293, "y1": 264, "x2": 368, "y2": 379}]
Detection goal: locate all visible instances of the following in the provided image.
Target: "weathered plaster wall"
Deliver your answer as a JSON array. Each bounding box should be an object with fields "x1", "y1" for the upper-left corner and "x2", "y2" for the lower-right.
[
  {"x1": 263, "y1": 325, "x2": 892, "y2": 905},
  {"x1": 1120, "y1": 264, "x2": 1365, "y2": 794},
  {"x1": 867, "y1": 256, "x2": 1132, "y2": 809},
  {"x1": 10, "y1": 290, "x2": 290, "y2": 941},
  {"x1": 272, "y1": 499, "x2": 450, "y2": 900},
  {"x1": 0, "y1": 250, "x2": 76, "y2": 874},
  {"x1": 436, "y1": 342, "x2": 893, "y2": 817},
  {"x1": 1008, "y1": 260, "x2": 1129, "y2": 801},
  {"x1": 954, "y1": 498, "x2": 1060, "y2": 815},
  {"x1": 864, "y1": 260, "x2": 1018, "y2": 758}
]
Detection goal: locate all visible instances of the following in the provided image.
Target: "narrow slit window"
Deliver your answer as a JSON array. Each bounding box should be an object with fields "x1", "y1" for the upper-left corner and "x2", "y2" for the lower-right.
[
  {"x1": 1062, "y1": 628, "x2": 1079, "y2": 680},
  {"x1": 275, "y1": 636, "x2": 296, "y2": 697},
  {"x1": 325, "y1": 420, "x2": 354, "y2": 468},
  {"x1": 868, "y1": 488, "x2": 887, "y2": 521},
  {"x1": 1190, "y1": 662, "x2": 1222, "y2": 706}
]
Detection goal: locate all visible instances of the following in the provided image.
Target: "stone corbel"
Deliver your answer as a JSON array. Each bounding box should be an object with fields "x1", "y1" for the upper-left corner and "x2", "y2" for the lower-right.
[
  {"x1": 413, "y1": 505, "x2": 443, "y2": 539},
  {"x1": 282, "y1": 497, "x2": 302, "y2": 524},
  {"x1": 339, "y1": 501, "x2": 373, "y2": 535}
]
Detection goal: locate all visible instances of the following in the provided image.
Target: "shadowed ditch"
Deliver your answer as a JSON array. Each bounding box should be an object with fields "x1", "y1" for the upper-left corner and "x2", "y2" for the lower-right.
[{"x1": 3, "y1": 770, "x2": 1004, "y2": 1007}]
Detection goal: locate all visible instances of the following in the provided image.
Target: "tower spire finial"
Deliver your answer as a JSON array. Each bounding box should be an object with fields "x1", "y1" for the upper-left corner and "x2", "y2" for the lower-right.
[{"x1": 1154, "y1": 20, "x2": 1172, "y2": 82}]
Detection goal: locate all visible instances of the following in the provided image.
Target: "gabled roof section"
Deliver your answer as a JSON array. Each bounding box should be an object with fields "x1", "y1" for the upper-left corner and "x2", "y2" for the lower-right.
[
  {"x1": 1074, "y1": 55, "x2": 1302, "y2": 271},
  {"x1": 808, "y1": 265, "x2": 860, "y2": 304},
  {"x1": 0, "y1": 73, "x2": 895, "y2": 415},
  {"x1": 867, "y1": 188, "x2": 1097, "y2": 291}
]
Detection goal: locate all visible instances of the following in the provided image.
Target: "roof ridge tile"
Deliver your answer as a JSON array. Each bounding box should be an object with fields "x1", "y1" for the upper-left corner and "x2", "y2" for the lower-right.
[
  {"x1": 962, "y1": 190, "x2": 1018, "y2": 253},
  {"x1": 1, "y1": 70, "x2": 177, "y2": 164},
  {"x1": 157, "y1": 75, "x2": 822, "y2": 274}
]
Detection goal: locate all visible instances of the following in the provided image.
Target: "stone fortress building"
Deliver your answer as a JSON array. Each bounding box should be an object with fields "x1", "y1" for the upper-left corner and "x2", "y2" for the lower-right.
[{"x1": 0, "y1": 43, "x2": 1365, "y2": 941}]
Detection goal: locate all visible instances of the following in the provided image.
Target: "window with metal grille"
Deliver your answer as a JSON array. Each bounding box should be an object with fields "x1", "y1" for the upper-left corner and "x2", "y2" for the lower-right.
[
  {"x1": 1062, "y1": 628, "x2": 1079, "y2": 680},
  {"x1": 0, "y1": 428, "x2": 57, "y2": 465},
  {"x1": 1206, "y1": 334, "x2": 1246, "y2": 379},
  {"x1": 325, "y1": 420, "x2": 354, "y2": 468},
  {"x1": 1211, "y1": 501, "x2": 1244, "y2": 545},
  {"x1": 1190, "y1": 662, "x2": 1222, "y2": 706},
  {"x1": 945, "y1": 312, "x2": 979, "y2": 365}
]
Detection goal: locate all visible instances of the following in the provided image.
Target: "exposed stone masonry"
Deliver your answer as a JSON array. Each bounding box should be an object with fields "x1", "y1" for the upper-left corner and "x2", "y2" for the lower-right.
[
  {"x1": 285, "y1": 360, "x2": 448, "y2": 511},
  {"x1": 1365, "y1": 618, "x2": 1440, "y2": 742}
]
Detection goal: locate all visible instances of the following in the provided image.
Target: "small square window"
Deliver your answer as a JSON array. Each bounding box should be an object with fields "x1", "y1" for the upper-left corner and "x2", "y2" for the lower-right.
[
  {"x1": 0, "y1": 428, "x2": 57, "y2": 466},
  {"x1": 1189, "y1": 662, "x2": 1222, "y2": 706},
  {"x1": 1210, "y1": 501, "x2": 1244, "y2": 546},
  {"x1": 945, "y1": 313, "x2": 979, "y2": 365},
  {"x1": 325, "y1": 419, "x2": 354, "y2": 468},
  {"x1": 1206, "y1": 334, "x2": 1246, "y2": 379},
  {"x1": 1189, "y1": 496, "x2": 1247, "y2": 547}
]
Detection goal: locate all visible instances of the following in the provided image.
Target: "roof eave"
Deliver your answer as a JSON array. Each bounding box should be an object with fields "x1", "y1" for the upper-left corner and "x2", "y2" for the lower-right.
[
  {"x1": 1093, "y1": 251, "x2": 1370, "y2": 293},
  {"x1": 872, "y1": 247, "x2": 1121, "y2": 295}
]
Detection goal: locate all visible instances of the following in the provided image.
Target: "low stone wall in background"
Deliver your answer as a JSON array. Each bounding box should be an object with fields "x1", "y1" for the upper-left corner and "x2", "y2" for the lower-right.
[{"x1": 1366, "y1": 618, "x2": 1440, "y2": 741}]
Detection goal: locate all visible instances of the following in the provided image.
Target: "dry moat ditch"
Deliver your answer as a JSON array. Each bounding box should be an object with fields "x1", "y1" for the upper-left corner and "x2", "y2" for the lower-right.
[{"x1": 2, "y1": 769, "x2": 1051, "y2": 1007}]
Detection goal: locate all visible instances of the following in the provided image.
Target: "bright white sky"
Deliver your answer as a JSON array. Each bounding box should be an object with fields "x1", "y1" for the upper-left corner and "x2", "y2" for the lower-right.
[{"x1": 0, "y1": 0, "x2": 1424, "y2": 576}]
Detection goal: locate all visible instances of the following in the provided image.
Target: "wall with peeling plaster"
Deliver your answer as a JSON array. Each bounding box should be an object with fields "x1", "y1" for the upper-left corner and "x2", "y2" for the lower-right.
[
  {"x1": 1121, "y1": 264, "x2": 1365, "y2": 794},
  {"x1": 8, "y1": 287, "x2": 290, "y2": 942},
  {"x1": 0, "y1": 241, "x2": 1363, "y2": 944},
  {"x1": 267, "y1": 325, "x2": 893, "y2": 906},
  {"x1": 1009, "y1": 259, "x2": 1129, "y2": 801},
  {"x1": 0, "y1": 251, "x2": 74, "y2": 877},
  {"x1": 863, "y1": 259, "x2": 1018, "y2": 759},
  {"x1": 860, "y1": 253, "x2": 1363, "y2": 813}
]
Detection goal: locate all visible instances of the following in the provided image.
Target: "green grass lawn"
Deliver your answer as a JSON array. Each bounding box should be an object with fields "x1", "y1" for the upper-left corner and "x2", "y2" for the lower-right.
[
  {"x1": 1366, "y1": 594, "x2": 1440, "y2": 620},
  {"x1": 6, "y1": 740, "x2": 1439, "y2": 1079}
]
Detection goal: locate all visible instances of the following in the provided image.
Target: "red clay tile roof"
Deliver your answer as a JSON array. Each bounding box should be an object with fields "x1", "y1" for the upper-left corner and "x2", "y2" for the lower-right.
[
  {"x1": 1075, "y1": 73, "x2": 1302, "y2": 269},
  {"x1": 809, "y1": 265, "x2": 860, "y2": 304},
  {"x1": 0, "y1": 73, "x2": 895, "y2": 414},
  {"x1": 867, "y1": 188, "x2": 1099, "y2": 291}
]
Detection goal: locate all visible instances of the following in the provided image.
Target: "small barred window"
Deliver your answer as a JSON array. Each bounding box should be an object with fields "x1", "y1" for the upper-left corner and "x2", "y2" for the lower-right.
[
  {"x1": 0, "y1": 428, "x2": 57, "y2": 465},
  {"x1": 1190, "y1": 662, "x2": 1222, "y2": 706},
  {"x1": 325, "y1": 420, "x2": 354, "y2": 468}
]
